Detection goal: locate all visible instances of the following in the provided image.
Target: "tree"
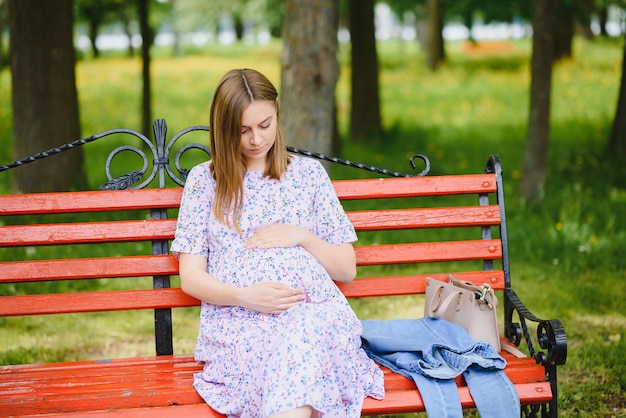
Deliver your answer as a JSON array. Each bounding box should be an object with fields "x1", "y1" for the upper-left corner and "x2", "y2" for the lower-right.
[
  {"x1": 553, "y1": 0, "x2": 574, "y2": 61},
  {"x1": 520, "y1": 0, "x2": 557, "y2": 201},
  {"x1": 607, "y1": 30, "x2": 626, "y2": 158},
  {"x1": 445, "y1": 0, "x2": 533, "y2": 38},
  {"x1": 597, "y1": 3, "x2": 609, "y2": 36},
  {"x1": 575, "y1": 0, "x2": 594, "y2": 40},
  {"x1": 386, "y1": 0, "x2": 445, "y2": 70},
  {"x1": 0, "y1": 0, "x2": 7, "y2": 69},
  {"x1": 119, "y1": 3, "x2": 137, "y2": 57},
  {"x1": 172, "y1": 0, "x2": 279, "y2": 46},
  {"x1": 280, "y1": 0, "x2": 339, "y2": 157},
  {"x1": 8, "y1": 0, "x2": 85, "y2": 192},
  {"x1": 138, "y1": 0, "x2": 153, "y2": 137},
  {"x1": 349, "y1": 0, "x2": 382, "y2": 139},
  {"x1": 265, "y1": 0, "x2": 285, "y2": 38},
  {"x1": 425, "y1": 0, "x2": 445, "y2": 71},
  {"x1": 75, "y1": 0, "x2": 125, "y2": 59}
]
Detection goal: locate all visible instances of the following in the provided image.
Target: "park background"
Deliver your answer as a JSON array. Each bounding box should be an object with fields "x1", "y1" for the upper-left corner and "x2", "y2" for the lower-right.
[{"x1": 1, "y1": 1, "x2": 626, "y2": 416}]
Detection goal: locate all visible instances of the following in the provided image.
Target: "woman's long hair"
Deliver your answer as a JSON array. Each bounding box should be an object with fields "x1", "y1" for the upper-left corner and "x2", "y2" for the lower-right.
[{"x1": 209, "y1": 68, "x2": 289, "y2": 231}]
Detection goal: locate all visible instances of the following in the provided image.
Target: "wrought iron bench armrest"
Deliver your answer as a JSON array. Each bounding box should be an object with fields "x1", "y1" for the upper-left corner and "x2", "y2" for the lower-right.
[{"x1": 504, "y1": 288, "x2": 567, "y2": 367}]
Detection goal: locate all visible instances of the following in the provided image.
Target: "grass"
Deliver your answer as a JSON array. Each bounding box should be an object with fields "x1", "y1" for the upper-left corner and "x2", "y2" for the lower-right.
[{"x1": 1, "y1": 36, "x2": 626, "y2": 416}]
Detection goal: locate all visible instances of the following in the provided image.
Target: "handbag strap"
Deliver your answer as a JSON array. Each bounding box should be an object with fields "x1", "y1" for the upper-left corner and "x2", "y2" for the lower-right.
[
  {"x1": 427, "y1": 284, "x2": 445, "y2": 313},
  {"x1": 501, "y1": 342, "x2": 527, "y2": 358},
  {"x1": 449, "y1": 275, "x2": 498, "y2": 309},
  {"x1": 428, "y1": 289, "x2": 464, "y2": 316}
]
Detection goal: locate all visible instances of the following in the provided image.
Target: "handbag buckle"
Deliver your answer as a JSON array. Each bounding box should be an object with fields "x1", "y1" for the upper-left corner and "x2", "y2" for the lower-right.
[{"x1": 474, "y1": 284, "x2": 493, "y2": 309}]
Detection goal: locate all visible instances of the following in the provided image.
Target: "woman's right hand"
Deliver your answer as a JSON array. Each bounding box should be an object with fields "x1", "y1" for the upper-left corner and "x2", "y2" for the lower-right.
[{"x1": 237, "y1": 282, "x2": 305, "y2": 314}]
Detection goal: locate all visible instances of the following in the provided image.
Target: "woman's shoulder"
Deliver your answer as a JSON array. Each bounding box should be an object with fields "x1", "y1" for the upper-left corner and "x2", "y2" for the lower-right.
[
  {"x1": 187, "y1": 161, "x2": 212, "y2": 177},
  {"x1": 185, "y1": 161, "x2": 214, "y2": 188},
  {"x1": 288, "y1": 155, "x2": 325, "y2": 177},
  {"x1": 284, "y1": 155, "x2": 332, "y2": 191}
]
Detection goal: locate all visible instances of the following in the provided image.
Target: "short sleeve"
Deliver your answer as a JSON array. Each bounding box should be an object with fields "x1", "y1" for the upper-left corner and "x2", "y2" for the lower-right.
[
  {"x1": 170, "y1": 162, "x2": 213, "y2": 258},
  {"x1": 309, "y1": 160, "x2": 358, "y2": 245}
]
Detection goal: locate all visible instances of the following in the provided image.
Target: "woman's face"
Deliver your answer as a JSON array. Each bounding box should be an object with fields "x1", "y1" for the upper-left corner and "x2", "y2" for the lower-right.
[{"x1": 239, "y1": 100, "x2": 277, "y2": 172}]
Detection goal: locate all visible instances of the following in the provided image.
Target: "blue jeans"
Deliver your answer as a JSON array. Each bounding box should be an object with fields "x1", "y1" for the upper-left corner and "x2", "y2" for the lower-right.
[{"x1": 361, "y1": 317, "x2": 520, "y2": 418}]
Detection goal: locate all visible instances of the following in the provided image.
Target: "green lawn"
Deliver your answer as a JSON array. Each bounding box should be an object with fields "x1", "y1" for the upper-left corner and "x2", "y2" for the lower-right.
[{"x1": 1, "y1": 37, "x2": 625, "y2": 417}]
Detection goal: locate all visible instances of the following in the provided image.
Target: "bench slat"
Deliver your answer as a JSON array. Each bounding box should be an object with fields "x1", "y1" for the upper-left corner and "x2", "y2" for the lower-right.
[
  {"x1": 0, "y1": 189, "x2": 184, "y2": 215},
  {"x1": 355, "y1": 240, "x2": 502, "y2": 265},
  {"x1": 0, "y1": 256, "x2": 178, "y2": 283},
  {"x1": 348, "y1": 206, "x2": 500, "y2": 230},
  {"x1": 337, "y1": 271, "x2": 505, "y2": 297},
  {"x1": 0, "y1": 289, "x2": 198, "y2": 316},
  {"x1": 0, "y1": 219, "x2": 177, "y2": 247},
  {"x1": 3, "y1": 382, "x2": 202, "y2": 416},
  {"x1": 361, "y1": 381, "x2": 553, "y2": 415},
  {"x1": 333, "y1": 174, "x2": 497, "y2": 199},
  {"x1": 17, "y1": 404, "x2": 218, "y2": 418},
  {"x1": 0, "y1": 354, "x2": 196, "y2": 375}
]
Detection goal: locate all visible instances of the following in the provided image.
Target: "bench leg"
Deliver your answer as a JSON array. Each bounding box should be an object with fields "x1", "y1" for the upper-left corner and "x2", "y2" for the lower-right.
[{"x1": 520, "y1": 362, "x2": 558, "y2": 418}]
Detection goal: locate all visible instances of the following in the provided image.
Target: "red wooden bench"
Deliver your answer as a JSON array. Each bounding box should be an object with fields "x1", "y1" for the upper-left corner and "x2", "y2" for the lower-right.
[{"x1": 0, "y1": 121, "x2": 566, "y2": 417}]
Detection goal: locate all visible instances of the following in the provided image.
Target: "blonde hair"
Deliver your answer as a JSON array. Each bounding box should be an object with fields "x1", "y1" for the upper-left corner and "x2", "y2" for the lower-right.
[{"x1": 209, "y1": 69, "x2": 289, "y2": 230}]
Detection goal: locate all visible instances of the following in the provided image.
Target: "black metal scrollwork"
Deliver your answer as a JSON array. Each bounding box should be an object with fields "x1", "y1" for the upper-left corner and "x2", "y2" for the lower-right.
[
  {"x1": 101, "y1": 120, "x2": 212, "y2": 190},
  {"x1": 286, "y1": 147, "x2": 430, "y2": 178}
]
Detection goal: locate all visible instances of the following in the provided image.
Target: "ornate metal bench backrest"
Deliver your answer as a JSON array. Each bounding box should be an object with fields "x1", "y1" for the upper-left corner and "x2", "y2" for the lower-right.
[{"x1": 100, "y1": 120, "x2": 430, "y2": 190}]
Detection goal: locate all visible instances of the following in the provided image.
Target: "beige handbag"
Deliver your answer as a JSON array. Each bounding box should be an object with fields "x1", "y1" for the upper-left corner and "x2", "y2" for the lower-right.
[{"x1": 425, "y1": 275, "x2": 501, "y2": 351}]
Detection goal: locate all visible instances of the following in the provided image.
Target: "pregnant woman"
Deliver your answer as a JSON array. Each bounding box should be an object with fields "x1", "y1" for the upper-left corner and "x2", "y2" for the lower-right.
[{"x1": 171, "y1": 68, "x2": 384, "y2": 418}]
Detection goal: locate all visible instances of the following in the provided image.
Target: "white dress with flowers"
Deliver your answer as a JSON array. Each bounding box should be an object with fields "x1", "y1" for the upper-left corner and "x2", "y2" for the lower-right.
[{"x1": 171, "y1": 156, "x2": 384, "y2": 418}]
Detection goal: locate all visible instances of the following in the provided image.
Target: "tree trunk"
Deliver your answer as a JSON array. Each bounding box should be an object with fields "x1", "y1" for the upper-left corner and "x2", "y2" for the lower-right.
[
  {"x1": 520, "y1": 0, "x2": 557, "y2": 201},
  {"x1": 574, "y1": 0, "x2": 594, "y2": 41},
  {"x1": 414, "y1": 3, "x2": 427, "y2": 51},
  {"x1": 138, "y1": 0, "x2": 152, "y2": 137},
  {"x1": 233, "y1": 13, "x2": 244, "y2": 41},
  {"x1": 599, "y1": 7, "x2": 608, "y2": 37},
  {"x1": 462, "y1": 10, "x2": 475, "y2": 43},
  {"x1": 425, "y1": 0, "x2": 445, "y2": 71},
  {"x1": 120, "y1": 6, "x2": 135, "y2": 57},
  {"x1": 8, "y1": 0, "x2": 85, "y2": 193},
  {"x1": 331, "y1": 98, "x2": 341, "y2": 156},
  {"x1": 171, "y1": 0, "x2": 183, "y2": 57},
  {"x1": 349, "y1": 0, "x2": 381, "y2": 139},
  {"x1": 607, "y1": 31, "x2": 626, "y2": 159},
  {"x1": 0, "y1": 0, "x2": 7, "y2": 69},
  {"x1": 88, "y1": 19, "x2": 101, "y2": 59},
  {"x1": 280, "y1": 0, "x2": 339, "y2": 157},
  {"x1": 553, "y1": 0, "x2": 573, "y2": 61}
]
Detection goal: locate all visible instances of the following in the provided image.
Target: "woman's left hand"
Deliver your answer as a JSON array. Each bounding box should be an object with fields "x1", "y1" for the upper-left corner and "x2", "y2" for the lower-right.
[{"x1": 244, "y1": 223, "x2": 356, "y2": 283}]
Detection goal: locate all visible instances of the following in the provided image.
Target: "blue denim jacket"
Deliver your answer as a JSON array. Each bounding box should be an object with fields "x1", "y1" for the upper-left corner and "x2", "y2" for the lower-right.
[{"x1": 361, "y1": 317, "x2": 520, "y2": 418}]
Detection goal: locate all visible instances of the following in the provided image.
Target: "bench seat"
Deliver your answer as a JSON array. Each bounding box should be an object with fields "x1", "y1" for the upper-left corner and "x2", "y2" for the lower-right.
[{"x1": 1, "y1": 346, "x2": 551, "y2": 417}]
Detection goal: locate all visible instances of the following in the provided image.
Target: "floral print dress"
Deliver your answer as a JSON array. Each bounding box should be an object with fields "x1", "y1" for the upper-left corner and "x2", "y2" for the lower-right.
[{"x1": 171, "y1": 156, "x2": 384, "y2": 418}]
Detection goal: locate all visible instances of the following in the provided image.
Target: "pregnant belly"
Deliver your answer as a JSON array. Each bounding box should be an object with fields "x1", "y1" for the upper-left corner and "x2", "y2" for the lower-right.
[{"x1": 216, "y1": 246, "x2": 317, "y2": 286}]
